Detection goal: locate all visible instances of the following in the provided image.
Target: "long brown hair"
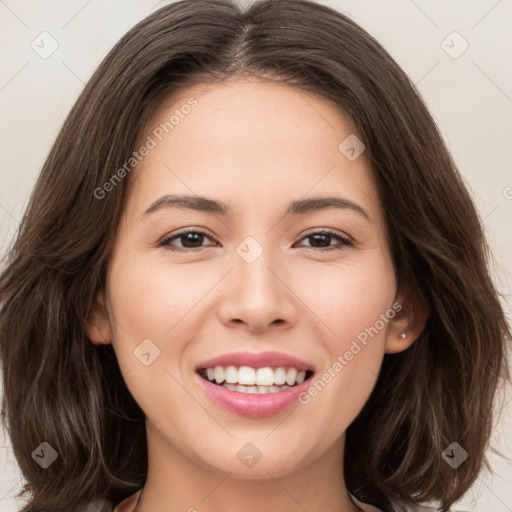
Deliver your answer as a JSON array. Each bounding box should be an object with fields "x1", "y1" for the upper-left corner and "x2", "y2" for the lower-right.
[{"x1": 1, "y1": 1, "x2": 510, "y2": 511}]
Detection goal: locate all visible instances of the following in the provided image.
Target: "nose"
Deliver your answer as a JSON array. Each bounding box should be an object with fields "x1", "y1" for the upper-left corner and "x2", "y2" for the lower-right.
[{"x1": 217, "y1": 246, "x2": 298, "y2": 334}]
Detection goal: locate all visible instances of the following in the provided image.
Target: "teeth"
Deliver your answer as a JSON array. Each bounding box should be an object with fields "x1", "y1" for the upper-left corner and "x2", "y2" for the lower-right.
[
  {"x1": 274, "y1": 367, "x2": 287, "y2": 385},
  {"x1": 201, "y1": 365, "x2": 309, "y2": 387},
  {"x1": 238, "y1": 366, "x2": 256, "y2": 385},
  {"x1": 214, "y1": 366, "x2": 225, "y2": 384},
  {"x1": 256, "y1": 367, "x2": 274, "y2": 385},
  {"x1": 225, "y1": 383, "x2": 292, "y2": 394},
  {"x1": 225, "y1": 366, "x2": 238, "y2": 384},
  {"x1": 286, "y1": 368, "x2": 297, "y2": 386}
]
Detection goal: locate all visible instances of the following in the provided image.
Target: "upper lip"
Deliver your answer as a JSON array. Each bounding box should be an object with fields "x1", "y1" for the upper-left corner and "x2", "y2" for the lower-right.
[{"x1": 196, "y1": 351, "x2": 315, "y2": 372}]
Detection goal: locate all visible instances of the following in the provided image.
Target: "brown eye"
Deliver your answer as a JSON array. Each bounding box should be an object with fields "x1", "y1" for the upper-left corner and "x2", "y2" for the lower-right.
[
  {"x1": 295, "y1": 230, "x2": 353, "y2": 251},
  {"x1": 159, "y1": 228, "x2": 352, "y2": 253},
  {"x1": 160, "y1": 229, "x2": 217, "y2": 251}
]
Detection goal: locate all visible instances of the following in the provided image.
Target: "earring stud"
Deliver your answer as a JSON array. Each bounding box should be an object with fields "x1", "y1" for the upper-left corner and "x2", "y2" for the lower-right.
[{"x1": 398, "y1": 332, "x2": 407, "y2": 339}]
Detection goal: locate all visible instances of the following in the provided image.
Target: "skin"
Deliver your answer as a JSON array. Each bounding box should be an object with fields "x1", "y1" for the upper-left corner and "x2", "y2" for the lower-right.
[{"x1": 87, "y1": 79, "x2": 427, "y2": 512}]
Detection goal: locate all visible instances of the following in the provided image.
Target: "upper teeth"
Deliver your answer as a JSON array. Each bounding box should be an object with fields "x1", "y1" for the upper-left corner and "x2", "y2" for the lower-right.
[{"x1": 204, "y1": 366, "x2": 307, "y2": 386}]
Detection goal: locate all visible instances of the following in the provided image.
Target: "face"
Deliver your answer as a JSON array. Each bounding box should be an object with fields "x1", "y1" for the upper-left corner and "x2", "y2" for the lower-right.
[{"x1": 89, "y1": 79, "x2": 413, "y2": 480}]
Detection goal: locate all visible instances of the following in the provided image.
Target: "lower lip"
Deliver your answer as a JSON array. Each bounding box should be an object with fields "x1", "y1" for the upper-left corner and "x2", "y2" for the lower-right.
[{"x1": 195, "y1": 372, "x2": 313, "y2": 417}]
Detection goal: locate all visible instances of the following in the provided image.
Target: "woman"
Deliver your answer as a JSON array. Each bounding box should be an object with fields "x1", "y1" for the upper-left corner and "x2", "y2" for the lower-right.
[{"x1": 0, "y1": 1, "x2": 509, "y2": 511}]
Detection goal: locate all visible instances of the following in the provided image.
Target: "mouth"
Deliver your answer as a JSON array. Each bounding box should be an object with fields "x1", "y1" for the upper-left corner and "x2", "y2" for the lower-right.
[
  {"x1": 196, "y1": 366, "x2": 315, "y2": 394},
  {"x1": 194, "y1": 351, "x2": 317, "y2": 416}
]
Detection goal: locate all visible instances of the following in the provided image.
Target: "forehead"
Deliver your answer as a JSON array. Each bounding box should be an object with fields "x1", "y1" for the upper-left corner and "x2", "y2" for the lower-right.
[
  {"x1": 144, "y1": 79, "x2": 359, "y2": 160},
  {"x1": 126, "y1": 79, "x2": 381, "y2": 223}
]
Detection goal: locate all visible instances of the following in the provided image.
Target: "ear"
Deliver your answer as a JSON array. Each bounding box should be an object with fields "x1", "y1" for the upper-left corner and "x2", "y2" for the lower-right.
[
  {"x1": 86, "y1": 289, "x2": 112, "y2": 345},
  {"x1": 385, "y1": 287, "x2": 429, "y2": 354}
]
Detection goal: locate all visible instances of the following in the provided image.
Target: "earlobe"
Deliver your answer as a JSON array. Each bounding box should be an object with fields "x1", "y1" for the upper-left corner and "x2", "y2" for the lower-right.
[
  {"x1": 86, "y1": 290, "x2": 112, "y2": 345},
  {"x1": 385, "y1": 330, "x2": 415, "y2": 354},
  {"x1": 385, "y1": 290, "x2": 429, "y2": 354}
]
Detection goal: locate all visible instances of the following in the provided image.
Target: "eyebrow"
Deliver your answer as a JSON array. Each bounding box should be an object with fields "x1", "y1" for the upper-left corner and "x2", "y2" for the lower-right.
[{"x1": 143, "y1": 194, "x2": 370, "y2": 221}]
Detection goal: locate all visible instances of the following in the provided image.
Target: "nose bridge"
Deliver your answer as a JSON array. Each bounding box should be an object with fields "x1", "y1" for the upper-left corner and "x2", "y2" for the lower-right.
[
  {"x1": 234, "y1": 233, "x2": 282, "y2": 303},
  {"x1": 222, "y1": 232, "x2": 296, "y2": 331}
]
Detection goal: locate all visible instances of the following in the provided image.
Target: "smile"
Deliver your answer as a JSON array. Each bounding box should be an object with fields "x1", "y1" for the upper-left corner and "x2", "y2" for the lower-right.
[
  {"x1": 195, "y1": 351, "x2": 316, "y2": 417},
  {"x1": 197, "y1": 365, "x2": 314, "y2": 394}
]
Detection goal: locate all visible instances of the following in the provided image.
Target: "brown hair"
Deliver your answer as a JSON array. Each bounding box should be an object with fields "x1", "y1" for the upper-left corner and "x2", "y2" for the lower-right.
[{"x1": 1, "y1": 1, "x2": 510, "y2": 511}]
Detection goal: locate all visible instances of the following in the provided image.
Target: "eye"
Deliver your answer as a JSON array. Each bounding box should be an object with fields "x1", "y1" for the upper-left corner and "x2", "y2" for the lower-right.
[
  {"x1": 294, "y1": 229, "x2": 353, "y2": 251},
  {"x1": 159, "y1": 228, "x2": 353, "y2": 252},
  {"x1": 159, "y1": 229, "x2": 218, "y2": 252}
]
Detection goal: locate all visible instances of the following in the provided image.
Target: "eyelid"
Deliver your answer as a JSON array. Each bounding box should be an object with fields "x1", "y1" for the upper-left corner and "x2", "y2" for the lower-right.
[{"x1": 297, "y1": 227, "x2": 352, "y2": 244}]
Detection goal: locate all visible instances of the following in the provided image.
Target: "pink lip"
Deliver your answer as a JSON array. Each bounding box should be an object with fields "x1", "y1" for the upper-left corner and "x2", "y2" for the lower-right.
[
  {"x1": 194, "y1": 351, "x2": 315, "y2": 417},
  {"x1": 196, "y1": 350, "x2": 315, "y2": 372},
  {"x1": 194, "y1": 372, "x2": 314, "y2": 417}
]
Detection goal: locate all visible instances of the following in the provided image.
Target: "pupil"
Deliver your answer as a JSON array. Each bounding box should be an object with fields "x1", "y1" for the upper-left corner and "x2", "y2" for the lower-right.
[
  {"x1": 310, "y1": 234, "x2": 330, "y2": 247},
  {"x1": 182, "y1": 233, "x2": 203, "y2": 248}
]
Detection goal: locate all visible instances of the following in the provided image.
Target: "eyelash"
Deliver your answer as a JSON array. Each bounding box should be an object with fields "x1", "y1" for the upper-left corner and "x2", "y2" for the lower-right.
[{"x1": 159, "y1": 228, "x2": 353, "y2": 253}]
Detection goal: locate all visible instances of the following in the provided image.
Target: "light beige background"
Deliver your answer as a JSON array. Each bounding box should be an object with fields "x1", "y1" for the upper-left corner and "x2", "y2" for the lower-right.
[{"x1": 1, "y1": 0, "x2": 511, "y2": 510}]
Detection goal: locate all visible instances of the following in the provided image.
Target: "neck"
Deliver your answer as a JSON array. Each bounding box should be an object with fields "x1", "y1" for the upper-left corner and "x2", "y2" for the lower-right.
[{"x1": 135, "y1": 419, "x2": 362, "y2": 512}]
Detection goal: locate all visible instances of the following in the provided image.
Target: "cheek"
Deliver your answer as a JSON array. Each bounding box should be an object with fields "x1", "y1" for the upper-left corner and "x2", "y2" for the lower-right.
[
  {"x1": 301, "y1": 251, "x2": 395, "y2": 404},
  {"x1": 106, "y1": 251, "x2": 222, "y2": 384},
  {"x1": 105, "y1": 253, "x2": 187, "y2": 376},
  {"x1": 108, "y1": 252, "x2": 207, "y2": 337},
  {"x1": 303, "y1": 251, "x2": 396, "y2": 344},
  {"x1": 105, "y1": 253, "x2": 202, "y2": 418}
]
